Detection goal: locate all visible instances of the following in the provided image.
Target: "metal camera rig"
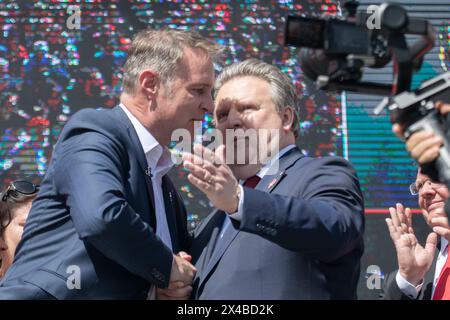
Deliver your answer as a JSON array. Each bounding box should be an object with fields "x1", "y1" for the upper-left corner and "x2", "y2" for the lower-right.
[{"x1": 285, "y1": 1, "x2": 450, "y2": 211}]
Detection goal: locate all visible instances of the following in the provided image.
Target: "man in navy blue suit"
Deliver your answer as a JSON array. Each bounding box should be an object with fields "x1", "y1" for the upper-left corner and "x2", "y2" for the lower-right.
[
  {"x1": 172, "y1": 59, "x2": 365, "y2": 299},
  {"x1": 0, "y1": 28, "x2": 221, "y2": 299}
]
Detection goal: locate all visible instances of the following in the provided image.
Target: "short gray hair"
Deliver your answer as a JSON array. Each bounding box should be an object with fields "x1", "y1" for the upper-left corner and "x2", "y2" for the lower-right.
[
  {"x1": 214, "y1": 59, "x2": 299, "y2": 136},
  {"x1": 122, "y1": 28, "x2": 223, "y2": 94}
]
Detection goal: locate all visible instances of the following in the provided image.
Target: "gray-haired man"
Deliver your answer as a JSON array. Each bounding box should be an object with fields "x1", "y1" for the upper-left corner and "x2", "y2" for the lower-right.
[{"x1": 162, "y1": 59, "x2": 365, "y2": 299}]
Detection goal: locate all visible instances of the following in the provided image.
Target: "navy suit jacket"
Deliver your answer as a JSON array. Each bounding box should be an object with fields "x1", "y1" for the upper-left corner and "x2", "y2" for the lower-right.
[
  {"x1": 190, "y1": 148, "x2": 365, "y2": 299},
  {"x1": 0, "y1": 106, "x2": 190, "y2": 299}
]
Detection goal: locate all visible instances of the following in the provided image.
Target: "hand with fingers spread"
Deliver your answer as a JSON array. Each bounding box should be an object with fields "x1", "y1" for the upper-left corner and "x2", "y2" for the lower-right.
[
  {"x1": 157, "y1": 251, "x2": 194, "y2": 300},
  {"x1": 392, "y1": 101, "x2": 449, "y2": 165},
  {"x1": 182, "y1": 144, "x2": 241, "y2": 214},
  {"x1": 385, "y1": 203, "x2": 438, "y2": 286}
]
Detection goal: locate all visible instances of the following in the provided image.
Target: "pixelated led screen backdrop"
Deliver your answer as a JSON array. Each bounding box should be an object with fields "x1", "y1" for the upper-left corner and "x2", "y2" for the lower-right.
[{"x1": 0, "y1": 0, "x2": 448, "y2": 298}]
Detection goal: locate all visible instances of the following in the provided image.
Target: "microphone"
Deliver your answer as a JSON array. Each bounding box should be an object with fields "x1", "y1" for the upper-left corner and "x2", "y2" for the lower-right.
[{"x1": 145, "y1": 166, "x2": 153, "y2": 178}]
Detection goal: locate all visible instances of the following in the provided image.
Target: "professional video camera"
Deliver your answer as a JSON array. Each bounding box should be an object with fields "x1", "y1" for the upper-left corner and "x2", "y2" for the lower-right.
[{"x1": 285, "y1": 1, "x2": 450, "y2": 194}]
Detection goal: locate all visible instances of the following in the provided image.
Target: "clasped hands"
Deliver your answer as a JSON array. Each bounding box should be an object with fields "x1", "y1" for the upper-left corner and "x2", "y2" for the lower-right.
[
  {"x1": 157, "y1": 144, "x2": 241, "y2": 299},
  {"x1": 157, "y1": 251, "x2": 195, "y2": 300}
]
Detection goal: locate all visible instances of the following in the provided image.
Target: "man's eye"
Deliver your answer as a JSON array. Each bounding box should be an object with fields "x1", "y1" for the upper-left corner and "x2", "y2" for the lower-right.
[
  {"x1": 192, "y1": 88, "x2": 204, "y2": 95},
  {"x1": 416, "y1": 182, "x2": 424, "y2": 191},
  {"x1": 216, "y1": 113, "x2": 227, "y2": 120}
]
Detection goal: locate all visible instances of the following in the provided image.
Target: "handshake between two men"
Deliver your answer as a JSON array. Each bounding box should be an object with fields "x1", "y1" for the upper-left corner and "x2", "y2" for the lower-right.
[
  {"x1": 159, "y1": 144, "x2": 250, "y2": 300},
  {"x1": 159, "y1": 58, "x2": 365, "y2": 300},
  {"x1": 0, "y1": 30, "x2": 363, "y2": 300}
]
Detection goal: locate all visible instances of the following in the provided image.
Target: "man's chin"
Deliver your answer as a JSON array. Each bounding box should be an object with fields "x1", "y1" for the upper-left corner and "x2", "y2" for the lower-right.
[
  {"x1": 229, "y1": 163, "x2": 261, "y2": 180},
  {"x1": 229, "y1": 163, "x2": 247, "y2": 173},
  {"x1": 186, "y1": 120, "x2": 203, "y2": 136},
  {"x1": 428, "y1": 207, "x2": 446, "y2": 217},
  {"x1": 230, "y1": 162, "x2": 257, "y2": 170}
]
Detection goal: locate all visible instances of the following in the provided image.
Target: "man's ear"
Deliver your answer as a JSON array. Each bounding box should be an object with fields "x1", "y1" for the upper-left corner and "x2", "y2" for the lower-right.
[
  {"x1": 281, "y1": 106, "x2": 295, "y2": 132},
  {"x1": 139, "y1": 70, "x2": 159, "y2": 98}
]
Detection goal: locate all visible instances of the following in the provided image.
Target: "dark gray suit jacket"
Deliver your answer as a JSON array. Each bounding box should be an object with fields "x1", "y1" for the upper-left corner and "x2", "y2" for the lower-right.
[
  {"x1": 190, "y1": 148, "x2": 365, "y2": 300},
  {"x1": 0, "y1": 106, "x2": 190, "y2": 299}
]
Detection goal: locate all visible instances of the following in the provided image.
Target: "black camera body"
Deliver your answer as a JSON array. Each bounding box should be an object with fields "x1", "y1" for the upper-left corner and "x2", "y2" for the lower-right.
[
  {"x1": 285, "y1": 1, "x2": 450, "y2": 210},
  {"x1": 285, "y1": 1, "x2": 434, "y2": 95},
  {"x1": 285, "y1": 16, "x2": 376, "y2": 56}
]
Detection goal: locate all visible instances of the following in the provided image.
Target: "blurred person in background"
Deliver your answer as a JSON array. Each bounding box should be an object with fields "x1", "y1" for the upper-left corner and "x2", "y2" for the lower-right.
[
  {"x1": 382, "y1": 168, "x2": 450, "y2": 299},
  {"x1": 0, "y1": 180, "x2": 39, "y2": 278},
  {"x1": 384, "y1": 101, "x2": 450, "y2": 300}
]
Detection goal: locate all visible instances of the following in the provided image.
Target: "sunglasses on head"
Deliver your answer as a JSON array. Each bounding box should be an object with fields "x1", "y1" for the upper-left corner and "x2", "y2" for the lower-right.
[{"x1": 1, "y1": 180, "x2": 40, "y2": 202}]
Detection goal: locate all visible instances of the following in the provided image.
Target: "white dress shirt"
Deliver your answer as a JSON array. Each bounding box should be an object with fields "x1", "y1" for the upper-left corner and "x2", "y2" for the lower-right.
[
  {"x1": 120, "y1": 104, "x2": 173, "y2": 250},
  {"x1": 396, "y1": 236, "x2": 449, "y2": 299}
]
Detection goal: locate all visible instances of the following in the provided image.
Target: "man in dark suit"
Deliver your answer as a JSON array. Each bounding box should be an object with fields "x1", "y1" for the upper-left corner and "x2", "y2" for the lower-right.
[
  {"x1": 382, "y1": 169, "x2": 450, "y2": 300},
  {"x1": 168, "y1": 59, "x2": 365, "y2": 299},
  {"x1": 0, "y1": 28, "x2": 221, "y2": 299}
]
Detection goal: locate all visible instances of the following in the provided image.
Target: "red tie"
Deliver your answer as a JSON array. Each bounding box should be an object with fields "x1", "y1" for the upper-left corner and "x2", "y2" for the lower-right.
[
  {"x1": 243, "y1": 175, "x2": 261, "y2": 189},
  {"x1": 433, "y1": 245, "x2": 450, "y2": 300}
]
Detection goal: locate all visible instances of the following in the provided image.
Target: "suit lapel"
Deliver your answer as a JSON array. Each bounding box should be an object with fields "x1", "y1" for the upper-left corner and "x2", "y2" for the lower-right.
[
  {"x1": 198, "y1": 210, "x2": 225, "y2": 266},
  {"x1": 256, "y1": 147, "x2": 304, "y2": 192},
  {"x1": 421, "y1": 238, "x2": 442, "y2": 299},
  {"x1": 203, "y1": 223, "x2": 221, "y2": 264},
  {"x1": 198, "y1": 210, "x2": 239, "y2": 292},
  {"x1": 192, "y1": 209, "x2": 225, "y2": 265},
  {"x1": 112, "y1": 106, "x2": 156, "y2": 228},
  {"x1": 162, "y1": 176, "x2": 179, "y2": 253},
  {"x1": 194, "y1": 208, "x2": 224, "y2": 239},
  {"x1": 198, "y1": 147, "x2": 304, "y2": 291}
]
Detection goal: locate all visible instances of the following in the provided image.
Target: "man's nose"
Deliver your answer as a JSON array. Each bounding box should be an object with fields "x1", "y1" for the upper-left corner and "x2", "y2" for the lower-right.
[
  {"x1": 226, "y1": 108, "x2": 243, "y2": 129},
  {"x1": 201, "y1": 95, "x2": 214, "y2": 114},
  {"x1": 420, "y1": 181, "x2": 436, "y2": 197}
]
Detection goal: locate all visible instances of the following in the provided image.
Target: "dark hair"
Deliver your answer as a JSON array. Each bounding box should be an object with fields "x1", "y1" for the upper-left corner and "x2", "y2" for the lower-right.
[
  {"x1": 0, "y1": 183, "x2": 37, "y2": 237},
  {"x1": 0, "y1": 200, "x2": 10, "y2": 236}
]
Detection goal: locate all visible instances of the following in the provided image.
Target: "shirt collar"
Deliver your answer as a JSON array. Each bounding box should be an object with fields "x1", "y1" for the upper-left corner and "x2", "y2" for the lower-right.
[
  {"x1": 120, "y1": 104, "x2": 173, "y2": 175},
  {"x1": 257, "y1": 144, "x2": 296, "y2": 179}
]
